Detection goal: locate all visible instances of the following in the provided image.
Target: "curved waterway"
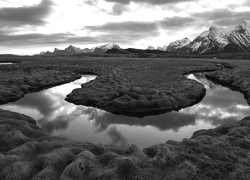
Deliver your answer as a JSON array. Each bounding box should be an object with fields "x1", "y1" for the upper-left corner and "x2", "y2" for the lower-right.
[{"x1": 1, "y1": 73, "x2": 250, "y2": 148}]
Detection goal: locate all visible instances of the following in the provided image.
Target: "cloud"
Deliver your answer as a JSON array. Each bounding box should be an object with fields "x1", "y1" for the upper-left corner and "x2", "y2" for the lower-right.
[
  {"x1": 244, "y1": 0, "x2": 250, "y2": 6},
  {"x1": 0, "y1": 32, "x2": 99, "y2": 47},
  {"x1": 0, "y1": 0, "x2": 53, "y2": 27},
  {"x1": 107, "y1": 126, "x2": 127, "y2": 147},
  {"x1": 111, "y1": 3, "x2": 128, "y2": 15},
  {"x1": 86, "y1": 21, "x2": 157, "y2": 32},
  {"x1": 160, "y1": 16, "x2": 197, "y2": 29},
  {"x1": 91, "y1": 110, "x2": 196, "y2": 132},
  {"x1": 84, "y1": 16, "x2": 199, "y2": 43},
  {"x1": 105, "y1": 0, "x2": 195, "y2": 5},
  {"x1": 38, "y1": 115, "x2": 71, "y2": 134},
  {"x1": 88, "y1": 0, "x2": 195, "y2": 16},
  {"x1": 10, "y1": 91, "x2": 57, "y2": 117},
  {"x1": 192, "y1": 9, "x2": 250, "y2": 27},
  {"x1": 85, "y1": 0, "x2": 99, "y2": 6},
  {"x1": 85, "y1": 21, "x2": 160, "y2": 43}
]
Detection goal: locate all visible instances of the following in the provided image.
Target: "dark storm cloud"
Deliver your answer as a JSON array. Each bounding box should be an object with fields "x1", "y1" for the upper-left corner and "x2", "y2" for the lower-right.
[
  {"x1": 0, "y1": 0, "x2": 53, "y2": 27},
  {"x1": 192, "y1": 9, "x2": 250, "y2": 27},
  {"x1": 0, "y1": 32, "x2": 99, "y2": 46},
  {"x1": 105, "y1": 0, "x2": 194, "y2": 5}
]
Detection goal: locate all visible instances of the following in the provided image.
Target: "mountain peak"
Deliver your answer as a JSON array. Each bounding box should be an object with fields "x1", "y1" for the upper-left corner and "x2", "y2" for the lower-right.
[
  {"x1": 64, "y1": 45, "x2": 85, "y2": 53},
  {"x1": 106, "y1": 43, "x2": 120, "y2": 49},
  {"x1": 54, "y1": 48, "x2": 60, "y2": 52},
  {"x1": 209, "y1": 26, "x2": 218, "y2": 31},
  {"x1": 147, "y1": 46, "x2": 155, "y2": 50},
  {"x1": 242, "y1": 20, "x2": 250, "y2": 30},
  {"x1": 66, "y1": 45, "x2": 76, "y2": 50},
  {"x1": 168, "y1": 37, "x2": 191, "y2": 47},
  {"x1": 93, "y1": 43, "x2": 121, "y2": 53},
  {"x1": 166, "y1": 37, "x2": 191, "y2": 52},
  {"x1": 97, "y1": 43, "x2": 120, "y2": 49},
  {"x1": 157, "y1": 45, "x2": 168, "y2": 51},
  {"x1": 107, "y1": 42, "x2": 116, "y2": 46},
  {"x1": 244, "y1": 20, "x2": 250, "y2": 24}
]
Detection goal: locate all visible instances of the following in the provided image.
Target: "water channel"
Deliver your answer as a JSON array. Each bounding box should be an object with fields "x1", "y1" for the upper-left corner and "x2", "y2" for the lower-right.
[{"x1": 1, "y1": 73, "x2": 250, "y2": 147}]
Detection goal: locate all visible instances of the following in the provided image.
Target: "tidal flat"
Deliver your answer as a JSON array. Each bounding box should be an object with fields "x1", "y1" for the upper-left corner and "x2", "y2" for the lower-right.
[{"x1": 0, "y1": 56, "x2": 250, "y2": 179}]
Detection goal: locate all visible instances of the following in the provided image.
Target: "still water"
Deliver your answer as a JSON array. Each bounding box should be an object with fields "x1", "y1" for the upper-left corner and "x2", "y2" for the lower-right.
[
  {"x1": 1, "y1": 74, "x2": 250, "y2": 148},
  {"x1": 0, "y1": 62, "x2": 13, "y2": 65}
]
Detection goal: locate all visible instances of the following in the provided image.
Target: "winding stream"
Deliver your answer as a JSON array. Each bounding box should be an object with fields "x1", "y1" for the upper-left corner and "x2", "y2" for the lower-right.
[{"x1": 0, "y1": 73, "x2": 250, "y2": 148}]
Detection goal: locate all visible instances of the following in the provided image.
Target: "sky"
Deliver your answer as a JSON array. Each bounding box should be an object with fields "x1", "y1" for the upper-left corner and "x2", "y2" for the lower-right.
[{"x1": 0, "y1": 0, "x2": 250, "y2": 55}]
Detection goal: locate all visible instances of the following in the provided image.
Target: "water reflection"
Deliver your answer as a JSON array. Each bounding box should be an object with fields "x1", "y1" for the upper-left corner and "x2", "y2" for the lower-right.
[
  {"x1": 183, "y1": 73, "x2": 250, "y2": 125},
  {"x1": 0, "y1": 74, "x2": 250, "y2": 147},
  {"x1": 0, "y1": 62, "x2": 13, "y2": 65}
]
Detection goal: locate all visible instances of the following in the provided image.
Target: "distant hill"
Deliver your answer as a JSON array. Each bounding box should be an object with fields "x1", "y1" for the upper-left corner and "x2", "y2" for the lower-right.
[{"x1": 0, "y1": 54, "x2": 20, "y2": 57}]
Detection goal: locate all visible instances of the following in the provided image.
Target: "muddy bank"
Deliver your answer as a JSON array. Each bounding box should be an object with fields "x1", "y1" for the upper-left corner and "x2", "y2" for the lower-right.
[
  {"x1": 0, "y1": 109, "x2": 250, "y2": 179},
  {"x1": 206, "y1": 67, "x2": 250, "y2": 106}
]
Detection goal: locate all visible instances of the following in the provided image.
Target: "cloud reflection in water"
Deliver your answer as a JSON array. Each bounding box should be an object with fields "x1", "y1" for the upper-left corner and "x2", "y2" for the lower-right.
[{"x1": 0, "y1": 74, "x2": 249, "y2": 147}]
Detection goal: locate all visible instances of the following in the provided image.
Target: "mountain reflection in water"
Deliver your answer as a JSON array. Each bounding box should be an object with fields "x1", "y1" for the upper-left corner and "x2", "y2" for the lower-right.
[{"x1": 0, "y1": 74, "x2": 250, "y2": 148}]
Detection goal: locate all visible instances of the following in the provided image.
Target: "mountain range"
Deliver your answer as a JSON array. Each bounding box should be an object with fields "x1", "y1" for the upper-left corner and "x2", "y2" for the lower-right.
[
  {"x1": 38, "y1": 43, "x2": 121, "y2": 56},
  {"x1": 169, "y1": 20, "x2": 250, "y2": 54},
  {"x1": 37, "y1": 20, "x2": 250, "y2": 56}
]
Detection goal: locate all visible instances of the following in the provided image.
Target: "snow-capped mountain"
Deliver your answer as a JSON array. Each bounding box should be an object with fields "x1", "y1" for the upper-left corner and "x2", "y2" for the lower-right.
[
  {"x1": 157, "y1": 45, "x2": 168, "y2": 51},
  {"x1": 92, "y1": 43, "x2": 121, "y2": 53},
  {"x1": 146, "y1": 46, "x2": 156, "y2": 50},
  {"x1": 183, "y1": 21, "x2": 250, "y2": 54},
  {"x1": 65, "y1": 45, "x2": 86, "y2": 53},
  {"x1": 166, "y1": 37, "x2": 191, "y2": 52},
  {"x1": 37, "y1": 21, "x2": 250, "y2": 56},
  {"x1": 37, "y1": 43, "x2": 121, "y2": 56},
  {"x1": 50, "y1": 45, "x2": 90, "y2": 55}
]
